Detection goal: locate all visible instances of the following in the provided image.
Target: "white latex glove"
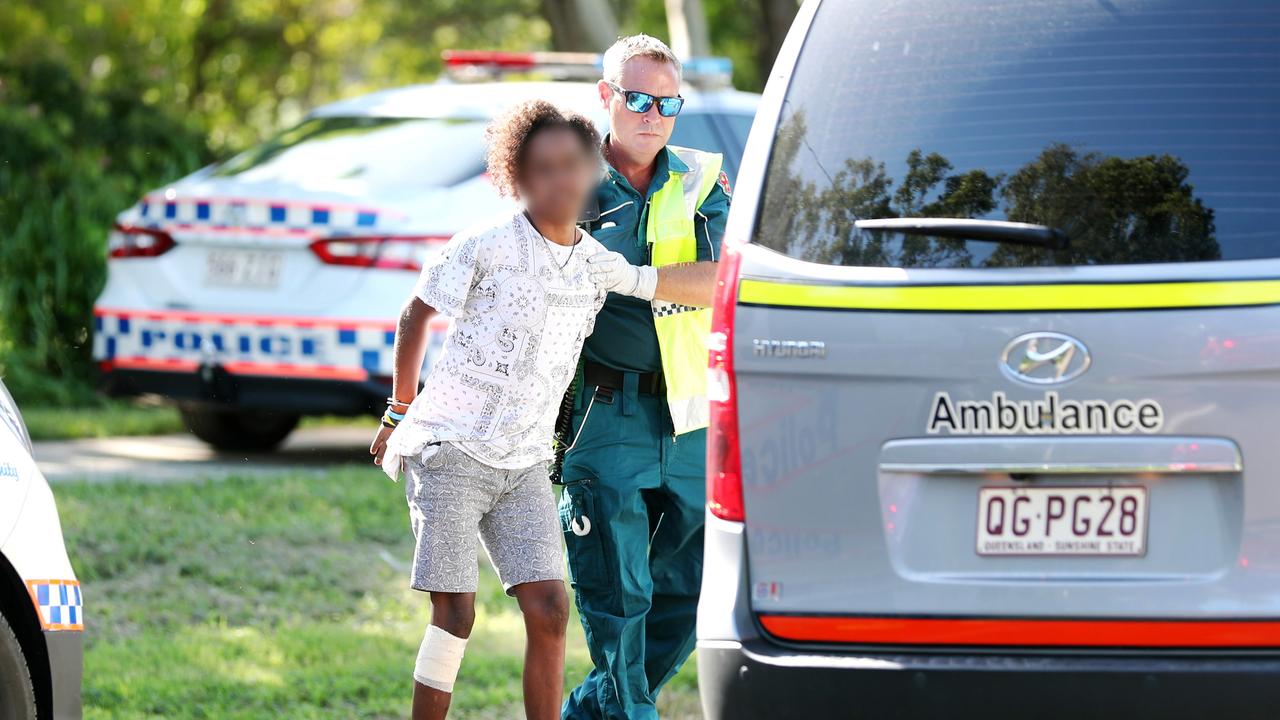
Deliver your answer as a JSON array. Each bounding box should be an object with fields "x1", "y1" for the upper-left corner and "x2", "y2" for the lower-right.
[{"x1": 586, "y1": 251, "x2": 658, "y2": 301}]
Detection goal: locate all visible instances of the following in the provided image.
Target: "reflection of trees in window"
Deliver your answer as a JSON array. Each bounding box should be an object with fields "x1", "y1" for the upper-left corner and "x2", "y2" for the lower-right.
[
  {"x1": 994, "y1": 144, "x2": 1219, "y2": 267},
  {"x1": 757, "y1": 114, "x2": 1220, "y2": 268},
  {"x1": 757, "y1": 111, "x2": 817, "y2": 256}
]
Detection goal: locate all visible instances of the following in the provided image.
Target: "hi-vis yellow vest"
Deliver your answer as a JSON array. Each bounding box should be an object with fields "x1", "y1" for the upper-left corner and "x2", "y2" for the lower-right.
[{"x1": 647, "y1": 145, "x2": 724, "y2": 435}]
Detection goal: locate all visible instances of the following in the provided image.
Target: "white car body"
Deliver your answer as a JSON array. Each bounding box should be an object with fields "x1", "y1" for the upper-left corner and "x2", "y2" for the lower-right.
[
  {"x1": 0, "y1": 381, "x2": 82, "y2": 717},
  {"x1": 92, "y1": 72, "x2": 758, "y2": 448}
]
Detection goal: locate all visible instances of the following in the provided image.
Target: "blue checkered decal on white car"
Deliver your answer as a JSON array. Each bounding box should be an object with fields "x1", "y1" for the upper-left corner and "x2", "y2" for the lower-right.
[{"x1": 28, "y1": 580, "x2": 83, "y2": 631}]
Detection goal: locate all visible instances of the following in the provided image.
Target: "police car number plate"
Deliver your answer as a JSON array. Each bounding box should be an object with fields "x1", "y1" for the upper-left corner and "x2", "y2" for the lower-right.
[
  {"x1": 976, "y1": 486, "x2": 1147, "y2": 556},
  {"x1": 204, "y1": 250, "x2": 283, "y2": 288}
]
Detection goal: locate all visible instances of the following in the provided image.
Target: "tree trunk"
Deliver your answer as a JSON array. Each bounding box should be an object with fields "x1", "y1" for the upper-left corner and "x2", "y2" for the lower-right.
[
  {"x1": 756, "y1": 0, "x2": 799, "y2": 84},
  {"x1": 664, "y1": 0, "x2": 711, "y2": 59},
  {"x1": 190, "y1": 0, "x2": 232, "y2": 107},
  {"x1": 540, "y1": 0, "x2": 620, "y2": 52}
]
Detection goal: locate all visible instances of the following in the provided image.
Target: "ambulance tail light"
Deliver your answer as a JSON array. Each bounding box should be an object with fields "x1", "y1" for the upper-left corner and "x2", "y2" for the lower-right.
[
  {"x1": 707, "y1": 242, "x2": 744, "y2": 522},
  {"x1": 108, "y1": 224, "x2": 176, "y2": 259},
  {"x1": 309, "y1": 236, "x2": 448, "y2": 271}
]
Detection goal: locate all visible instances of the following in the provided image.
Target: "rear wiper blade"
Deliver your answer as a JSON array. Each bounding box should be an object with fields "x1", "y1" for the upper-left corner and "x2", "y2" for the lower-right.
[{"x1": 854, "y1": 218, "x2": 1068, "y2": 250}]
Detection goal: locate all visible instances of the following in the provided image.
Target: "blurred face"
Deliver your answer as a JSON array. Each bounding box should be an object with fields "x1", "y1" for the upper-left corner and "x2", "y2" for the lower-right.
[
  {"x1": 598, "y1": 56, "x2": 680, "y2": 162},
  {"x1": 516, "y1": 126, "x2": 599, "y2": 226}
]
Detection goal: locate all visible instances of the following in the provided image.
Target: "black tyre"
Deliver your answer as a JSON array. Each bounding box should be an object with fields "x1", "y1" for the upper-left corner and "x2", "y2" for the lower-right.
[
  {"x1": 178, "y1": 406, "x2": 300, "y2": 452},
  {"x1": 0, "y1": 613, "x2": 36, "y2": 720}
]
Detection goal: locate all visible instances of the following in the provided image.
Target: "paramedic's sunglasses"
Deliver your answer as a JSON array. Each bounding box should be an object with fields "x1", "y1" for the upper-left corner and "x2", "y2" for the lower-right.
[{"x1": 606, "y1": 82, "x2": 684, "y2": 117}]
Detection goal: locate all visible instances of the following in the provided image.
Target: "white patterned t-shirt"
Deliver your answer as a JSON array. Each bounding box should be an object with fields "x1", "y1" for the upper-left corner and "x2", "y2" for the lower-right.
[{"x1": 384, "y1": 211, "x2": 606, "y2": 472}]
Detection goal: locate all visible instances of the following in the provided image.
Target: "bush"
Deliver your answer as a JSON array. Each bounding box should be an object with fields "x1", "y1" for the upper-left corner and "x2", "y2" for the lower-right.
[{"x1": 0, "y1": 59, "x2": 211, "y2": 405}]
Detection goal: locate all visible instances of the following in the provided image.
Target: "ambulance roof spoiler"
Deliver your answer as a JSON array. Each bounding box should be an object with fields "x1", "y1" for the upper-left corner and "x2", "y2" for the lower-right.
[{"x1": 441, "y1": 50, "x2": 734, "y2": 88}]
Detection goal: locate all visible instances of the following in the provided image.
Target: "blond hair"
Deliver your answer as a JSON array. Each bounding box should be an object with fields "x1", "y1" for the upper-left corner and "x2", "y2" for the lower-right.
[{"x1": 602, "y1": 34, "x2": 682, "y2": 85}]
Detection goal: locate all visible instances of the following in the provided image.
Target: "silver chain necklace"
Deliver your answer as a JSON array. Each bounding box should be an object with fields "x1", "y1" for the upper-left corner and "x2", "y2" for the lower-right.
[{"x1": 526, "y1": 212, "x2": 578, "y2": 273}]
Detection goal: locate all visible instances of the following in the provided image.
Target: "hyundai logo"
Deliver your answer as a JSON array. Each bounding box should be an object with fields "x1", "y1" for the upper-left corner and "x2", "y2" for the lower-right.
[{"x1": 1000, "y1": 332, "x2": 1091, "y2": 385}]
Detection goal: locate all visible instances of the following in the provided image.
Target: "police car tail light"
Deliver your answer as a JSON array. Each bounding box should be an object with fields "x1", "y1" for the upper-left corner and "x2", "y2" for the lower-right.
[
  {"x1": 707, "y1": 242, "x2": 744, "y2": 522},
  {"x1": 108, "y1": 224, "x2": 176, "y2": 259},
  {"x1": 309, "y1": 236, "x2": 446, "y2": 271}
]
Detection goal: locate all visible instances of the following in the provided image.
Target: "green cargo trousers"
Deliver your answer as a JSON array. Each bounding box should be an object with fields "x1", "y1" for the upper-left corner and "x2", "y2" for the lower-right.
[{"x1": 559, "y1": 379, "x2": 706, "y2": 720}]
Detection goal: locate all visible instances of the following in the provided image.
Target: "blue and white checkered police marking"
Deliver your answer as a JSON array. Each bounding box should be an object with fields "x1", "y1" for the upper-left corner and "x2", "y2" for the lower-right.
[
  {"x1": 93, "y1": 309, "x2": 402, "y2": 377},
  {"x1": 28, "y1": 580, "x2": 83, "y2": 632},
  {"x1": 132, "y1": 195, "x2": 399, "y2": 234}
]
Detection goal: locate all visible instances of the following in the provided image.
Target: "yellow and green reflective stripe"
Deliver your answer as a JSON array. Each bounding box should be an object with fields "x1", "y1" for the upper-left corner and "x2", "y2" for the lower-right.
[{"x1": 737, "y1": 277, "x2": 1280, "y2": 312}]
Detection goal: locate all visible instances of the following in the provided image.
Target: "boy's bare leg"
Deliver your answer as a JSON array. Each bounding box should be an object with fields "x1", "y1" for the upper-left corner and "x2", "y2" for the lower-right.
[
  {"x1": 413, "y1": 591, "x2": 476, "y2": 720},
  {"x1": 512, "y1": 580, "x2": 570, "y2": 720}
]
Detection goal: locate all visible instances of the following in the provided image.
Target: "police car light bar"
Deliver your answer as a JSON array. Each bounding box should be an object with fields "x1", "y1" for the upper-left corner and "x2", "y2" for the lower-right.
[
  {"x1": 441, "y1": 50, "x2": 733, "y2": 87},
  {"x1": 443, "y1": 50, "x2": 599, "y2": 70},
  {"x1": 443, "y1": 50, "x2": 602, "y2": 82}
]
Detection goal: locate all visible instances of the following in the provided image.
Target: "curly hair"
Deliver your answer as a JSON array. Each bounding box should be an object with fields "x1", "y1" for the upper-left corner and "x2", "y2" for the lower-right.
[{"x1": 484, "y1": 99, "x2": 602, "y2": 199}]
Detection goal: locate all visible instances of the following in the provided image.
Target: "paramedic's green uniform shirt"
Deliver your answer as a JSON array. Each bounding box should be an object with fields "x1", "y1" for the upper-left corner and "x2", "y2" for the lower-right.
[{"x1": 581, "y1": 144, "x2": 731, "y2": 373}]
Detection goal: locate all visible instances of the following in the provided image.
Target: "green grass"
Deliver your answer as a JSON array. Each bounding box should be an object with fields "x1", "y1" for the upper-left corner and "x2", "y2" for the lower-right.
[
  {"x1": 23, "y1": 402, "x2": 184, "y2": 441},
  {"x1": 23, "y1": 402, "x2": 377, "y2": 442},
  {"x1": 54, "y1": 467, "x2": 702, "y2": 719}
]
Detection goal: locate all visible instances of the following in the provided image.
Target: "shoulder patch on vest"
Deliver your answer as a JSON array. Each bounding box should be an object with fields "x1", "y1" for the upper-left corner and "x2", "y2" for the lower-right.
[{"x1": 717, "y1": 171, "x2": 732, "y2": 198}]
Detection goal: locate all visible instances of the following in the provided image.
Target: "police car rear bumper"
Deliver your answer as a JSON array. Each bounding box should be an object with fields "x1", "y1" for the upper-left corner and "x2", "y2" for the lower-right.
[
  {"x1": 98, "y1": 363, "x2": 390, "y2": 415},
  {"x1": 91, "y1": 306, "x2": 400, "y2": 414},
  {"x1": 698, "y1": 638, "x2": 1280, "y2": 719}
]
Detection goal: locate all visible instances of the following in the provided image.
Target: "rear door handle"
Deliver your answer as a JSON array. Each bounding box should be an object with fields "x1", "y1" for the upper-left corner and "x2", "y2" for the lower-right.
[{"x1": 879, "y1": 437, "x2": 1241, "y2": 475}]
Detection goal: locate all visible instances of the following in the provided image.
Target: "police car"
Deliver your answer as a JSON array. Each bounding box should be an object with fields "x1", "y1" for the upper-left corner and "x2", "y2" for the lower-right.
[
  {"x1": 699, "y1": 0, "x2": 1280, "y2": 718},
  {"x1": 94, "y1": 51, "x2": 758, "y2": 450},
  {"x1": 0, "y1": 379, "x2": 82, "y2": 718}
]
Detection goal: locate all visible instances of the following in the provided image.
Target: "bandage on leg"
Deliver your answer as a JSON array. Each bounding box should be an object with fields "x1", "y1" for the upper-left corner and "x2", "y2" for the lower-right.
[{"x1": 414, "y1": 624, "x2": 469, "y2": 693}]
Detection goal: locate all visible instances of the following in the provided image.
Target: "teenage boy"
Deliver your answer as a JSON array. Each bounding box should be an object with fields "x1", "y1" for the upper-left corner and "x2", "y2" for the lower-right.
[{"x1": 369, "y1": 100, "x2": 607, "y2": 720}]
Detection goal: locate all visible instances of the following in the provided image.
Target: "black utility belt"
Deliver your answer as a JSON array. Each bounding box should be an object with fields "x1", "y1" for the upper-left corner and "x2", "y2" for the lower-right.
[{"x1": 582, "y1": 361, "x2": 665, "y2": 396}]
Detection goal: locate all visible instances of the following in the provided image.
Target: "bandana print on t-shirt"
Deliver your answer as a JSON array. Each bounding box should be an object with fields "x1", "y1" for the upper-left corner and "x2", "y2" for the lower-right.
[{"x1": 385, "y1": 211, "x2": 606, "y2": 472}]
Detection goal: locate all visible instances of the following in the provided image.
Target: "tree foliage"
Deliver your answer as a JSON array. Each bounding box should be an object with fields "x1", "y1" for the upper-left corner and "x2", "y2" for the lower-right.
[
  {"x1": 1, "y1": 0, "x2": 794, "y2": 153},
  {"x1": 0, "y1": 59, "x2": 210, "y2": 403},
  {"x1": 0, "y1": 0, "x2": 552, "y2": 153},
  {"x1": 0, "y1": 0, "x2": 798, "y2": 402}
]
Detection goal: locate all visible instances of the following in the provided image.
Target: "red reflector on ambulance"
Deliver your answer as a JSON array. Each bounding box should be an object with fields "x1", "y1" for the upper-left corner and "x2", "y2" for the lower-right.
[{"x1": 759, "y1": 615, "x2": 1280, "y2": 648}]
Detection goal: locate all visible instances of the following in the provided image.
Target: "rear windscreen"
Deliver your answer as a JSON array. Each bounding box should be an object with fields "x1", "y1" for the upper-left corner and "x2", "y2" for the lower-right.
[
  {"x1": 756, "y1": 0, "x2": 1280, "y2": 268},
  {"x1": 213, "y1": 116, "x2": 486, "y2": 194}
]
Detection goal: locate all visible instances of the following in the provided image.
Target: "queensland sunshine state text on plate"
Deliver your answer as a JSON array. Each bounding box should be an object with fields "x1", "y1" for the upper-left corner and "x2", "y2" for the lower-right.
[{"x1": 976, "y1": 486, "x2": 1148, "y2": 557}]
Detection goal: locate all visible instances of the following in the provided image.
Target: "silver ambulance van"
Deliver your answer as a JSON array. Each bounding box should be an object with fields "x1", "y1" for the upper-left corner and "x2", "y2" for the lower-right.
[{"x1": 698, "y1": 1, "x2": 1280, "y2": 717}]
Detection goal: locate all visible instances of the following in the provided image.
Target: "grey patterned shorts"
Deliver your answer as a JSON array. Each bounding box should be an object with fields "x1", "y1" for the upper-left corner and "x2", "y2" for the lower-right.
[{"x1": 403, "y1": 442, "x2": 563, "y2": 594}]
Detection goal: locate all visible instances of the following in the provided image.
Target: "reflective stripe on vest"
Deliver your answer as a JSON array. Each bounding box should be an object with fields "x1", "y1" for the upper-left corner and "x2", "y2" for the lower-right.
[{"x1": 647, "y1": 145, "x2": 723, "y2": 434}]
